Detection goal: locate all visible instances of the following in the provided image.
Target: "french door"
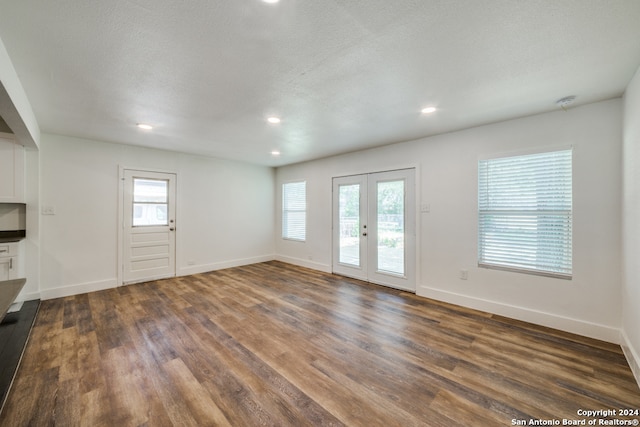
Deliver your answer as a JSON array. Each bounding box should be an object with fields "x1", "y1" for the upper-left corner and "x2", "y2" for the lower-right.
[
  {"x1": 332, "y1": 169, "x2": 416, "y2": 292},
  {"x1": 122, "y1": 170, "x2": 177, "y2": 284}
]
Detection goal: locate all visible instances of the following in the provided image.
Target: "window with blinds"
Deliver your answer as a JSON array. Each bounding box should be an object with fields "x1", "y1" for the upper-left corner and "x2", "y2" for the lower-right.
[
  {"x1": 478, "y1": 149, "x2": 572, "y2": 279},
  {"x1": 282, "y1": 181, "x2": 306, "y2": 241}
]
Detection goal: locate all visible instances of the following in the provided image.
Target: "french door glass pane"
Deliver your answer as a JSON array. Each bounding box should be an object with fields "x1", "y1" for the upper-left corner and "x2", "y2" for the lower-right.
[
  {"x1": 377, "y1": 180, "x2": 404, "y2": 275},
  {"x1": 339, "y1": 184, "x2": 360, "y2": 266}
]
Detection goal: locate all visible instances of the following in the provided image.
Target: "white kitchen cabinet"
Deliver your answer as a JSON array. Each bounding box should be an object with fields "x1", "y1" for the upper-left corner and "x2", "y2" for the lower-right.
[
  {"x1": 0, "y1": 135, "x2": 25, "y2": 203},
  {"x1": 0, "y1": 256, "x2": 17, "y2": 281},
  {"x1": 0, "y1": 243, "x2": 18, "y2": 280}
]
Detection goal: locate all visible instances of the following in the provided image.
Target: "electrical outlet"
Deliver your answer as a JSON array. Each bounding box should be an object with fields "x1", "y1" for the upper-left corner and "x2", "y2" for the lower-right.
[
  {"x1": 459, "y1": 269, "x2": 468, "y2": 280},
  {"x1": 41, "y1": 206, "x2": 56, "y2": 215}
]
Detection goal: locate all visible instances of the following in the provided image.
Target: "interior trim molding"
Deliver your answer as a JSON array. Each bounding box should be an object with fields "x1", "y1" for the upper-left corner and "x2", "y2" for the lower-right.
[
  {"x1": 274, "y1": 255, "x2": 332, "y2": 273},
  {"x1": 178, "y1": 255, "x2": 275, "y2": 276},
  {"x1": 16, "y1": 291, "x2": 40, "y2": 302},
  {"x1": 38, "y1": 255, "x2": 277, "y2": 300},
  {"x1": 621, "y1": 329, "x2": 640, "y2": 389},
  {"x1": 417, "y1": 285, "x2": 621, "y2": 344},
  {"x1": 40, "y1": 278, "x2": 117, "y2": 301}
]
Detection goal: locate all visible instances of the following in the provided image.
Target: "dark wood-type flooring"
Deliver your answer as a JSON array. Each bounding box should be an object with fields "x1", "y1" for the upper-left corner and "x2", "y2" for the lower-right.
[{"x1": 1, "y1": 261, "x2": 639, "y2": 426}]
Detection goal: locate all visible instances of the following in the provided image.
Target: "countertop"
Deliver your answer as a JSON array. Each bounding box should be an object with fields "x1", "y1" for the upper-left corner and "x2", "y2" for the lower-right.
[{"x1": 0, "y1": 230, "x2": 25, "y2": 244}]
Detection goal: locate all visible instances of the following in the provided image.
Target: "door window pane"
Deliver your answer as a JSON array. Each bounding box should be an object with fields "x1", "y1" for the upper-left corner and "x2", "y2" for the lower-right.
[
  {"x1": 133, "y1": 178, "x2": 169, "y2": 226},
  {"x1": 134, "y1": 179, "x2": 168, "y2": 203},
  {"x1": 133, "y1": 204, "x2": 168, "y2": 226},
  {"x1": 338, "y1": 184, "x2": 360, "y2": 266},
  {"x1": 377, "y1": 180, "x2": 404, "y2": 275}
]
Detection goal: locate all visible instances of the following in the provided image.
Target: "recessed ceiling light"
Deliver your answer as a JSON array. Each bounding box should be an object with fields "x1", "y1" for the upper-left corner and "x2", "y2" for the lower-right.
[
  {"x1": 271, "y1": 150, "x2": 281, "y2": 156},
  {"x1": 267, "y1": 117, "x2": 281, "y2": 124},
  {"x1": 262, "y1": 0, "x2": 279, "y2": 3},
  {"x1": 137, "y1": 123, "x2": 153, "y2": 130},
  {"x1": 421, "y1": 107, "x2": 437, "y2": 114}
]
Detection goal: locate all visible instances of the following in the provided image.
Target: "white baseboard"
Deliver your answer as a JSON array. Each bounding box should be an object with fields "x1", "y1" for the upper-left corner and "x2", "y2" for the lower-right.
[
  {"x1": 36, "y1": 256, "x2": 276, "y2": 300},
  {"x1": 16, "y1": 291, "x2": 41, "y2": 302},
  {"x1": 621, "y1": 329, "x2": 640, "y2": 389},
  {"x1": 417, "y1": 285, "x2": 621, "y2": 344},
  {"x1": 178, "y1": 254, "x2": 276, "y2": 276},
  {"x1": 274, "y1": 255, "x2": 332, "y2": 273},
  {"x1": 40, "y1": 278, "x2": 118, "y2": 300}
]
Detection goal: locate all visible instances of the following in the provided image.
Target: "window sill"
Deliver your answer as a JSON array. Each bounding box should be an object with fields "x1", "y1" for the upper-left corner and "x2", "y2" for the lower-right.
[{"x1": 478, "y1": 263, "x2": 572, "y2": 280}]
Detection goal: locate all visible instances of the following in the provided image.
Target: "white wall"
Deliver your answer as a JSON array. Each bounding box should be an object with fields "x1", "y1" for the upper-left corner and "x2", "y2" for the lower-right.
[
  {"x1": 276, "y1": 99, "x2": 623, "y2": 343},
  {"x1": 622, "y1": 65, "x2": 640, "y2": 384},
  {"x1": 39, "y1": 133, "x2": 275, "y2": 299},
  {"x1": 17, "y1": 148, "x2": 40, "y2": 300}
]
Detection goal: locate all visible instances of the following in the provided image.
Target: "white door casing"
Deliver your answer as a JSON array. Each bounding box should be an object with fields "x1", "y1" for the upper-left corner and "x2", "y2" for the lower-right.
[{"x1": 122, "y1": 169, "x2": 176, "y2": 285}]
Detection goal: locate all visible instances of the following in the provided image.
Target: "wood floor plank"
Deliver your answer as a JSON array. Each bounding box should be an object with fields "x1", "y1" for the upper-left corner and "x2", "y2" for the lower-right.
[
  {"x1": 1, "y1": 261, "x2": 639, "y2": 426},
  {"x1": 55, "y1": 378, "x2": 81, "y2": 427},
  {"x1": 429, "y1": 389, "x2": 507, "y2": 427},
  {"x1": 80, "y1": 388, "x2": 116, "y2": 427},
  {"x1": 178, "y1": 309, "x2": 304, "y2": 426},
  {"x1": 162, "y1": 358, "x2": 232, "y2": 427}
]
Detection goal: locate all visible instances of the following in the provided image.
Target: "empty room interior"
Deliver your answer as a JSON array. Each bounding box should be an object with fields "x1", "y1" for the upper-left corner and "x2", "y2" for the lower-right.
[{"x1": 1, "y1": 0, "x2": 640, "y2": 425}]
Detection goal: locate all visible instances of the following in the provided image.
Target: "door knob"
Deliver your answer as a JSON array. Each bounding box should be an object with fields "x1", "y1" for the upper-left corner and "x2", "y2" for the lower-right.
[
  {"x1": 363, "y1": 232, "x2": 367, "y2": 236},
  {"x1": 170, "y1": 228, "x2": 175, "y2": 231}
]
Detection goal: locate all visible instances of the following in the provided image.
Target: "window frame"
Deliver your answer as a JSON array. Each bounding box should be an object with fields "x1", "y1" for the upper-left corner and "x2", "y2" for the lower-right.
[
  {"x1": 477, "y1": 148, "x2": 573, "y2": 279},
  {"x1": 282, "y1": 180, "x2": 307, "y2": 242}
]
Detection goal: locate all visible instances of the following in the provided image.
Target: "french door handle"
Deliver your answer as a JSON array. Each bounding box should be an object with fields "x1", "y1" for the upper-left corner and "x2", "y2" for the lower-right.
[
  {"x1": 362, "y1": 232, "x2": 367, "y2": 236},
  {"x1": 170, "y1": 228, "x2": 175, "y2": 231}
]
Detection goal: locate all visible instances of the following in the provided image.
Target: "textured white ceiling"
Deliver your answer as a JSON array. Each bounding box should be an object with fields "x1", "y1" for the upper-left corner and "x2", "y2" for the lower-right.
[{"x1": 0, "y1": 0, "x2": 639, "y2": 166}]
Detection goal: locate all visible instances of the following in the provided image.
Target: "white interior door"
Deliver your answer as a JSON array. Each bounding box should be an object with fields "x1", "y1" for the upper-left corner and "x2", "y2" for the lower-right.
[
  {"x1": 332, "y1": 169, "x2": 416, "y2": 292},
  {"x1": 122, "y1": 170, "x2": 176, "y2": 284}
]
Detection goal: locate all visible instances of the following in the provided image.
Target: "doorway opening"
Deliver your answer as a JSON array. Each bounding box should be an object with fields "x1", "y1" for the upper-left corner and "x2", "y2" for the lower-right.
[
  {"x1": 332, "y1": 169, "x2": 416, "y2": 292},
  {"x1": 120, "y1": 169, "x2": 177, "y2": 285}
]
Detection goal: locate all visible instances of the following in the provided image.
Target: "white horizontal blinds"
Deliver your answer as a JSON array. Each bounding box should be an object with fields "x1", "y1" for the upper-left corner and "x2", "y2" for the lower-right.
[
  {"x1": 282, "y1": 181, "x2": 306, "y2": 241},
  {"x1": 478, "y1": 149, "x2": 572, "y2": 278}
]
